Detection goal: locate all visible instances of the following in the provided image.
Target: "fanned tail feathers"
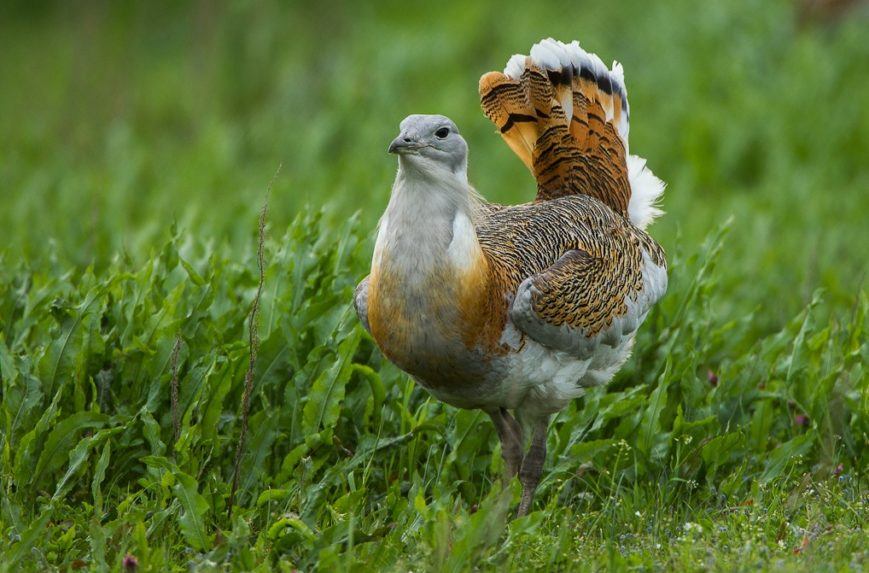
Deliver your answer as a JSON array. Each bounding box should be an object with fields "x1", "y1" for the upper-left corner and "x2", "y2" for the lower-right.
[{"x1": 480, "y1": 38, "x2": 664, "y2": 229}]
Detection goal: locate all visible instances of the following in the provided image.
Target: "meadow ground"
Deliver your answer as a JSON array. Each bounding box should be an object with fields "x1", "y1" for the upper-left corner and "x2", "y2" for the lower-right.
[{"x1": 0, "y1": 1, "x2": 866, "y2": 571}]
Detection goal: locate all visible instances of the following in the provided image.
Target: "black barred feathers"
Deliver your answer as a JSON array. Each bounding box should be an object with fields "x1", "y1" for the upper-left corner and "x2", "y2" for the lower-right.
[{"x1": 479, "y1": 39, "x2": 632, "y2": 215}]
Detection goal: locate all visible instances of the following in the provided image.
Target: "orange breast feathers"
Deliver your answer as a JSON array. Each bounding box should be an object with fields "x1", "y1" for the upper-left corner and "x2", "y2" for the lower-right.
[{"x1": 367, "y1": 250, "x2": 495, "y2": 363}]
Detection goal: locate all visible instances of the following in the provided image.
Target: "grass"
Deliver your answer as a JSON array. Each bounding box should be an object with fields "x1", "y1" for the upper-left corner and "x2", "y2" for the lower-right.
[{"x1": 0, "y1": 0, "x2": 867, "y2": 571}]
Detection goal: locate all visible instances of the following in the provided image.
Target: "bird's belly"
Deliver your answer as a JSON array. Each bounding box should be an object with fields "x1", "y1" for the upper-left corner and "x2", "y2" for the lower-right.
[
  {"x1": 499, "y1": 342, "x2": 632, "y2": 414},
  {"x1": 369, "y1": 272, "x2": 639, "y2": 412},
  {"x1": 434, "y1": 322, "x2": 637, "y2": 413},
  {"x1": 367, "y1": 251, "x2": 500, "y2": 407}
]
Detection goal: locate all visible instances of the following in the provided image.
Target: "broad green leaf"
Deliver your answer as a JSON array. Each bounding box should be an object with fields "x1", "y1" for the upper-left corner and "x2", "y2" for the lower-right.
[
  {"x1": 52, "y1": 426, "x2": 122, "y2": 500},
  {"x1": 2, "y1": 508, "x2": 51, "y2": 568},
  {"x1": 637, "y1": 360, "x2": 672, "y2": 460},
  {"x1": 91, "y1": 441, "x2": 111, "y2": 513},
  {"x1": 278, "y1": 442, "x2": 310, "y2": 481},
  {"x1": 0, "y1": 335, "x2": 43, "y2": 439},
  {"x1": 200, "y1": 360, "x2": 233, "y2": 443},
  {"x1": 143, "y1": 456, "x2": 211, "y2": 550},
  {"x1": 239, "y1": 409, "x2": 280, "y2": 501},
  {"x1": 39, "y1": 283, "x2": 108, "y2": 398},
  {"x1": 760, "y1": 430, "x2": 817, "y2": 483},
  {"x1": 267, "y1": 516, "x2": 315, "y2": 543},
  {"x1": 302, "y1": 328, "x2": 362, "y2": 435},
  {"x1": 566, "y1": 438, "x2": 616, "y2": 465},
  {"x1": 179, "y1": 256, "x2": 205, "y2": 286},
  {"x1": 173, "y1": 471, "x2": 211, "y2": 550},
  {"x1": 0, "y1": 334, "x2": 18, "y2": 384},
  {"x1": 141, "y1": 408, "x2": 166, "y2": 455},
  {"x1": 256, "y1": 488, "x2": 290, "y2": 506},
  {"x1": 31, "y1": 411, "x2": 109, "y2": 487},
  {"x1": 701, "y1": 432, "x2": 742, "y2": 470}
]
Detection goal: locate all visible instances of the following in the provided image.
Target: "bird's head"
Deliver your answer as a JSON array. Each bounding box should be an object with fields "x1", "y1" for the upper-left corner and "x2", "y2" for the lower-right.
[{"x1": 388, "y1": 114, "x2": 468, "y2": 180}]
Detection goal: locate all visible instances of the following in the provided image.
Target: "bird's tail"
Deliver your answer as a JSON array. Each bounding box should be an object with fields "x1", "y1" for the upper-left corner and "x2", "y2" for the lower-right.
[{"x1": 479, "y1": 38, "x2": 663, "y2": 229}]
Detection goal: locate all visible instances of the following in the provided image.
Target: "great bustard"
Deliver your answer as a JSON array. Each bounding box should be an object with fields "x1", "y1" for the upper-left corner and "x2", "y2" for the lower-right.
[{"x1": 355, "y1": 38, "x2": 667, "y2": 516}]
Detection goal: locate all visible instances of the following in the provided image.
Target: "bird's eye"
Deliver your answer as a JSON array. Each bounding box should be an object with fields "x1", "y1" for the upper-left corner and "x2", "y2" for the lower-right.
[{"x1": 435, "y1": 127, "x2": 450, "y2": 139}]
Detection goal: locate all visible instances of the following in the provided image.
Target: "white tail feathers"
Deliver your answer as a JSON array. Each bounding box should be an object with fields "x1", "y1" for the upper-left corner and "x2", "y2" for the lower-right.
[{"x1": 627, "y1": 155, "x2": 665, "y2": 230}]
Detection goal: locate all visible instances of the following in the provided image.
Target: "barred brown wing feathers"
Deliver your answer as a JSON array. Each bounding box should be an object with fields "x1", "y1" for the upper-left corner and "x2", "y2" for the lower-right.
[{"x1": 476, "y1": 196, "x2": 667, "y2": 357}]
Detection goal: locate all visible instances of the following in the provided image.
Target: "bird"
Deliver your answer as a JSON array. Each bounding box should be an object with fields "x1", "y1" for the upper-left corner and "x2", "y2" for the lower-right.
[{"x1": 354, "y1": 38, "x2": 667, "y2": 516}]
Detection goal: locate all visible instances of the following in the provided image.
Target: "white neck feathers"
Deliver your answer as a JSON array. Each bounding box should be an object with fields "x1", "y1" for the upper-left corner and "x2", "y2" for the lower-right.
[{"x1": 372, "y1": 161, "x2": 483, "y2": 284}]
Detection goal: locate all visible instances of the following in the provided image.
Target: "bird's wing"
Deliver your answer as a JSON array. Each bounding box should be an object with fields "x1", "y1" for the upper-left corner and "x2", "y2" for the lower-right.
[
  {"x1": 477, "y1": 196, "x2": 667, "y2": 358},
  {"x1": 354, "y1": 276, "x2": 371, "y2": 333},
  {"x1": 479, "y1": 38, "x2": 664, "y2": 230}
]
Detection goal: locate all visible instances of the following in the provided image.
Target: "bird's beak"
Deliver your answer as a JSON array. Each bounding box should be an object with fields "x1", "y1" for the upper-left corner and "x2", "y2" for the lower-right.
[{"x1": 388, "y1": 134, "x2": 421, "y2": 155}]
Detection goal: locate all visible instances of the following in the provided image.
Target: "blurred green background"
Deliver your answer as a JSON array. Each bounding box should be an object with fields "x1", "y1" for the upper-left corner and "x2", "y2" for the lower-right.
[
  {"x1": 1, "y1": 2, "x2": 867, "y2": 569},
  {"x1": 2, "y1": 0, "x2": 867, "y2": 326}
]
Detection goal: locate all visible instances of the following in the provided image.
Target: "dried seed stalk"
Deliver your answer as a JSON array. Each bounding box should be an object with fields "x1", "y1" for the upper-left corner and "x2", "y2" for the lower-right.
[
  {"x1": 170, "y1": 334, "x2": 182, "y2": 444},
  {"x1": 228, "y1": 165, "x2": 280, "y2": 519}
]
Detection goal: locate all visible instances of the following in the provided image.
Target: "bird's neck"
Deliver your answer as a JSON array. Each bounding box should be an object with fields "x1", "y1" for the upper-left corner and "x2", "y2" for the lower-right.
[
  {"x1": 368, "y1": 164, "x2": 489, "y2": 360},
  {"x1": 374, "y1": 163, "x2": 482, "y2": 280}
]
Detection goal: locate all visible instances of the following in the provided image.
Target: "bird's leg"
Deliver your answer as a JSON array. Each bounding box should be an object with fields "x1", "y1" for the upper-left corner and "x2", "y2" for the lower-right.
[
  {"x1": 516, "y1": 415, "x2": 549, "y2": 517},
  {"x1": 487, "y1": 407, "x2": 524, "y2": 479}
]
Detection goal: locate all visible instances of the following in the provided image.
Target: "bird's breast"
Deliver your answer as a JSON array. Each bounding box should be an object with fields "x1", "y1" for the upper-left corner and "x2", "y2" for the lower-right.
[{"x1": 367, "y1": 246, "x2": 500, "y2": 388}]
